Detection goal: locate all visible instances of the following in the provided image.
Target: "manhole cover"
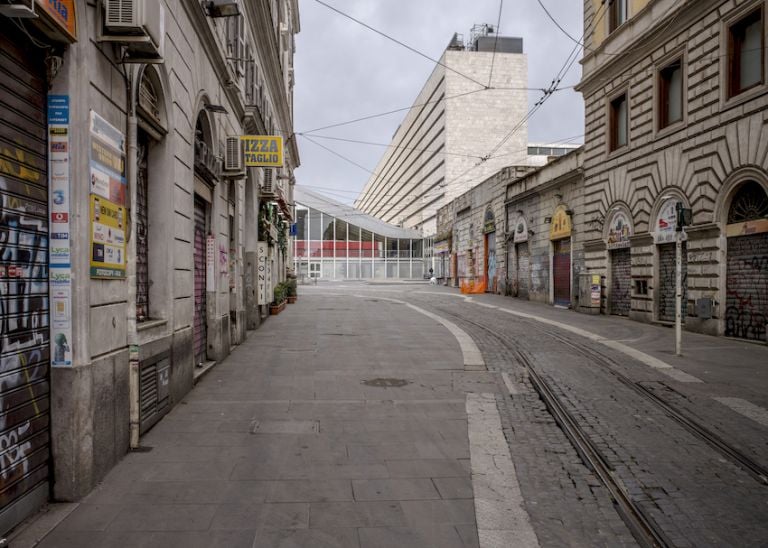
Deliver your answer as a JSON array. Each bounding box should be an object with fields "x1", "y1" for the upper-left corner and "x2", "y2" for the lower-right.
[
  {"x1": 362, "y1": 378, "x2": 411, "y2": 388},
  {"x1": 251, "y1": 420, "x2": 319, "y2": 434}
]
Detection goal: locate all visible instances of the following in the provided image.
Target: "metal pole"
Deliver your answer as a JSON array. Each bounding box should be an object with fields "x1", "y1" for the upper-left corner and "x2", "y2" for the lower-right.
[
  {"x1": 675, "y1": 230, "x2": 682, "y2": 356},
  {"x1": 126, "y1": 71, "x2": 140, "y2": 449}
]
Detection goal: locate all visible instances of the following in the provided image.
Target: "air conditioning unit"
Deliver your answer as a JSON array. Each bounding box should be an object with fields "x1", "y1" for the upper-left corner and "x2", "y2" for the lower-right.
[
  {"x1": 0, "y1": 0, "x2": 35, "y2": 18},
  {"x1": 223, "y1": 136, "x2": 244, "y2": 176},
  {"x1": 99, "y1": 0, "x2": 165, "y2": 63}
]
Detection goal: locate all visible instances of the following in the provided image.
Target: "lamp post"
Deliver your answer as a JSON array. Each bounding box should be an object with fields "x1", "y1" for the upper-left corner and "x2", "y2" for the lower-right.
[{"x1": 674, "y1": 201, "x2": 692, "y2": 356}]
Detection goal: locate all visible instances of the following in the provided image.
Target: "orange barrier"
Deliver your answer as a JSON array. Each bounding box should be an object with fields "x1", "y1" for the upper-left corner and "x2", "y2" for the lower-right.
[{"x1": 460, "y1": 279, "x2": 486, "y2": 294}]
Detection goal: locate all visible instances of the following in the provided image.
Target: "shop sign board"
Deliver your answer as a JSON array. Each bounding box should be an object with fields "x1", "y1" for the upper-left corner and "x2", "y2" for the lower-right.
[
  {"x1": 653, "y1": 199, "x2": 687, "y2": 244},
  {"x1": 256, "y1": 242, "x2": 268, "y2": 304},
  {"x1": 36, "y1": 0, "x2": 77, "y2": 42},
  {"x1": 89, "y1": 195, "x2": 126, "y2": 278},
  {"x1": 434, "y1": 240, "x2": 450, "y2": 254},
  {"x1": 550, "y1": 205, "x2": 572, "y2": 240},
  {"x1": 48, "y1": 95, "x2": 73, "y2": 366},
  {"x1": 241, "y1": 136, "x2": 284, "y2": 167},
  {"x1": 206, "y1": 235, "x2": 216, "y2": 292},
  {"x1": 606, "y1": 211, "x2": 632, "y2": 249},
  {"x1": 590, "y1": 274, "x2": 601, "y2": 307}
]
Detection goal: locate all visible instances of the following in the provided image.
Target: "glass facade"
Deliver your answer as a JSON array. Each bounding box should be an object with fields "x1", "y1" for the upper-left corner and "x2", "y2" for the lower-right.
[{"x1": 293, "y1": 202, "x2": 427, "y2": 280}]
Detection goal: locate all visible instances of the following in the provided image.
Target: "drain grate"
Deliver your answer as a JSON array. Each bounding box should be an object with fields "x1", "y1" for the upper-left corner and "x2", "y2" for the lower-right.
[
  {"x1": 251, "y1": 420, "x2": 319, "y2": 434},
  {"x1": 362, "y1": 378, "x2": 411, "y2": 388}
]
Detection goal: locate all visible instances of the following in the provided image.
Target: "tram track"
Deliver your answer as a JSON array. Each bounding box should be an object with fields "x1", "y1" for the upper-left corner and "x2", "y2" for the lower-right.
[{"x1": 431, "y1": 304, "x2": 768, "y2": 548}]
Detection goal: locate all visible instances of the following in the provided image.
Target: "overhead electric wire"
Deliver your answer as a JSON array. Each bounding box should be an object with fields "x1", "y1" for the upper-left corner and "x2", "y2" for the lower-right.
[
  {"x1": 488, "y1": 0, "x2": 506, "y2": 88},
  {"x1": 313, "y1": 0, "x2": 491, "y2": 89},
  {"x1": 297, "y1": 133, "x2": 484, "y2": 160}
]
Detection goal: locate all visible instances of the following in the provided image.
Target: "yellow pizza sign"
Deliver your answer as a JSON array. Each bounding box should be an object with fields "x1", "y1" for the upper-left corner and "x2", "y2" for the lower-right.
[{"x1": 241, "y1": 136, "x2": 284, "y2": 167}]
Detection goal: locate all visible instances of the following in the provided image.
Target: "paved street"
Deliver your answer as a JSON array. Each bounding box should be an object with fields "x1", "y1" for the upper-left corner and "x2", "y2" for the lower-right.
[{"x1": 27, "y1": 282, "x2": 768, "y2": 547}]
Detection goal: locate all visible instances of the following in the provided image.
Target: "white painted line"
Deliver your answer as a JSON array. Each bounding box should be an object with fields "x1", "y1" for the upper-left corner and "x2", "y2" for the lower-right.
[
  {"x1": 467, "y1": 393, "x2": 540, "y2": 548},
  {"x1": 502, "y1": 372, "x2": 524, "y2": 395},
  {"x1": 713, "y1": 397, "x2": 768, "y2": 428},
  {"x1": 356, "y1": 295, "x2": 485, "y2": 369}
]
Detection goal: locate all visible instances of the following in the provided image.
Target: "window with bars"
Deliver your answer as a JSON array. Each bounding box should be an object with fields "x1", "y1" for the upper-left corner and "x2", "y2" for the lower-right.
[
  {"x1": 136, "y1": 132, "x2": 150, "y2": 322},
  {"x1": 728, "y1": 7, "x2": 764, "y2": 98}
]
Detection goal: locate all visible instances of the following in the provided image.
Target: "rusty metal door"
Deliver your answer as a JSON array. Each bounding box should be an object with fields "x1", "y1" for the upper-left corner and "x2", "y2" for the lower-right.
[
  {"x1": 552, "y1": 239, "x2": 571, "y2": 306},
  {"x1": 193, "y1": 196, "x2": 208, "y2": 365},
  {"x1": 0, "y1": 23, "x2": 51, "y2": 533},
  {"x1": 610, "y1": 249, "x2": 631, "y2": 316}
]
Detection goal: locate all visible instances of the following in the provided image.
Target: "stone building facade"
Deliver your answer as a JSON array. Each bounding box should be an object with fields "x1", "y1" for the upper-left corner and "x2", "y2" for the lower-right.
[
  {"x1": 436, "y1": 150, "x2": 584, "y2": 306},
  {"x1": 0, "y1": 0, "x2": 298, "y2": 533},
  {"x1": 577, "y1": 0, "x2": 768, "y2": 341},
  {"x1": 355, "y1": 33, "x2": 529, "y2": 237}
]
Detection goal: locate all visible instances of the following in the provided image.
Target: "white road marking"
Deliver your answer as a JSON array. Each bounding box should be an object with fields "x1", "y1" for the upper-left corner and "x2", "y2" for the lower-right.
[
  {"x1": 502, "y1": 372, "x2": 524, "y2": 395},
  {"x1": 713, "y1": 397, "x2": 768, "y2": 428},
  {"x1": 354, "y1": 295, "x2": 485, "y2": 369},
  {"x1": 467, "y1": 393, "x2": 540, "y2": 548}
]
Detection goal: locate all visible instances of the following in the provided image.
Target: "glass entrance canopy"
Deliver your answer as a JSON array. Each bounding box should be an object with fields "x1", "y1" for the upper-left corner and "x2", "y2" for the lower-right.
[{"x1": 293, "y1": 186, "x2": 427, "y2": 280}]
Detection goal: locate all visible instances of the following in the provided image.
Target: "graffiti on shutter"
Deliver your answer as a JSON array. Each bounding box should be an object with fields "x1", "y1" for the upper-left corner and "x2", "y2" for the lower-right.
[
  {"x1": 136, "y1": 134, "x2": 149, "y2": 321},
  {"x1": 726, "y1": 233, "x2": 767, "y2": 341},
  {"x1": 516, "y1": 242, "x2": 530, "y2": 299},
  {"x1": 610, "y1": 248, "x2": 631, "y2": 316},
  {"x1": 193, "y1": 197, "x2": 208, "y2": 365},
  {"x1": 658, "y1": 243, "x2": 687, "y2": 322}
]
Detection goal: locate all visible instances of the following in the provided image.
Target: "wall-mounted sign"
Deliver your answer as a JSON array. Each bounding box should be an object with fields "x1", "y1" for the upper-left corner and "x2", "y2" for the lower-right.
[
  {"x1": 89, "y1": 195, "x2": 126, "y2": 278},
  {"x1": 512, "y1": 216, "x2": 528, "y2": 243},
  {"x1": 206, "y1": 235, "x2": 216, "y2": 292},
  {"x1": 48, "y1": 95, "x2": 73, "y2": 367},
  {"x1": 241, "y1": 136, "x2": 284, "y2": 167},
  {"x1": 256, "y1": 242, "x2": 268, "y2": 304},
  {"x1": 726, "y1": 218, "x2": 768, "y2": 237},
  {"x1": 550, "y1": 205, "x2": 572, "y2": 240},
  {"x1": 36, "y1": 0, "x2": 77, "y2": 42},
  {"x1": 590, "y1": 274, "x2": 601, "y2": 307},
  {"x1": 653, "y1": 199, "x2": 686, "y2": 244},
  {"x1": 434, "y1": 240, "x2": 450, "y2": 254},
  {"x1": 606, "y1": 211, "x2": 632, "y2": 249}
]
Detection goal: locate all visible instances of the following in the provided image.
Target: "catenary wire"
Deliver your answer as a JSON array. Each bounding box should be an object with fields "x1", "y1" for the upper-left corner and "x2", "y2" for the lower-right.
[{"x1": 488, "y1": 0, "x2": 506, "y2": 88}]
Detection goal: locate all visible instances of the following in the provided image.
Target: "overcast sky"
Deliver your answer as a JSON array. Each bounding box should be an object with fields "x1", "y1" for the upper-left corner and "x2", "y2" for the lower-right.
[{"x1": 293, "y1": 0, "x2": 584, "y2": 205}]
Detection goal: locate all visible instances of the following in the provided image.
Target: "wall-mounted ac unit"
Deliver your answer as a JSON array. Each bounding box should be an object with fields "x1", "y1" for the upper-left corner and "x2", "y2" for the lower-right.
[
  {"x1": 0, "y1": 0, "x2": 35, "y2": 18},
  {"x1": 99, "y1": 0, "x2": 165, "y2": 63},
  {"x1": 223, "y1": 136, "x2": 244, "y2": 177},
  {"x1": 262, "y1": 168, "x2": 275, "y2": 196}
]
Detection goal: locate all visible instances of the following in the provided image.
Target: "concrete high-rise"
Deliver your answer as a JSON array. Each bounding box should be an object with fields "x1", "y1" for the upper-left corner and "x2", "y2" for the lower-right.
[{"x1": 354, "y1": 30, "x2": 529, "y2": 236}]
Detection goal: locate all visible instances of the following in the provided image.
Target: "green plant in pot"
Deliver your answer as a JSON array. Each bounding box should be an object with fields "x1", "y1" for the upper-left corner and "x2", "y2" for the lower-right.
[{"x1": 286, "y1": 278, "x2": 297, "y2": 303}]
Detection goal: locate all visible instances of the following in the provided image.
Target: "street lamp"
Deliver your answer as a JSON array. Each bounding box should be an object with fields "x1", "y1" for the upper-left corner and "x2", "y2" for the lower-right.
[{"x1": 660, "y1": 195, "x2": 693, "y2": 356}]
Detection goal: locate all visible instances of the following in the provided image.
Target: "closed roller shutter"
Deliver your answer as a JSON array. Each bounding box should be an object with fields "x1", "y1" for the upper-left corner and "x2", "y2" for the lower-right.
[
  {"x1": 726, "y1": 233, "x2": 767, "y2": 342},
  {"x1": 0, "y1": 22, "x2": 51, "y2": 533},
  {"x1": 553, "y1": 239, "x2": 571, "y2": 306},
  {"x1": 516, "y1": 242, "x2": 530, "y2": 299},
  {"x1": 658, "y1": 243, "x2": 687, "y2": 323},
  {"x1": 193, "y1": 196, "x2": 208, "y2": 365},
  {"x1": 610, "y1": 248, "x2": 631, "y2": 316}
]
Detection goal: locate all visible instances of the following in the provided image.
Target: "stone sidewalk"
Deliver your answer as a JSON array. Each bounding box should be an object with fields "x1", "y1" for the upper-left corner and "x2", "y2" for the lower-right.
[{"x1": 34, "y1": 292, "x2": 486, "y2": 547}]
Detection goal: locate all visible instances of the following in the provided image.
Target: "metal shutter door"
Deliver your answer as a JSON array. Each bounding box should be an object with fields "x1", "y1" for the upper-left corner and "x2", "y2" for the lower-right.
[
  {"x1": 726, "y1": 233, "x2": 768, "y2": 341},
  {"x1": 516, "y1": 242, "x2": 530, "y2": 299},
  {"x1": 658, "y1": 243, "x2": 687, "y2": 322},
  {"x1": 193, "y1": 197, "x2": 208, "y2": 365},
  {"x1": 0, "y1": 23, "x2": 51, "y2": 533},
  {"x1": 610, "y1": 248, "x2": 631, "y2": 316}
]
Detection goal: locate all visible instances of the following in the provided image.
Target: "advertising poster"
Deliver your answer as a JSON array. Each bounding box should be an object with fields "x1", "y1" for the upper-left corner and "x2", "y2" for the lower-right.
[
  {"x1": 89, "y1": 195, "x2": 126, "y2": 278},
  {"x1": 48, "y1": 95, "x2": 73, "y2": 366},
  {"x1": 89, "y1": 111, "x2": 126, "y2": 207}
]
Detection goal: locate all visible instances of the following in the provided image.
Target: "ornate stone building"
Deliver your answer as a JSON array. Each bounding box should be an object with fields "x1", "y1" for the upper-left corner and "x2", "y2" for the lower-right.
[{"x1": 577, "y1": 0, "x2": 768, "y2": 341}]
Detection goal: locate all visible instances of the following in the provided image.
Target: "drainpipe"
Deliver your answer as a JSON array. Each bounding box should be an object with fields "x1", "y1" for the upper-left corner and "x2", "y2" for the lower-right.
[{"x1": 125, "y1": 69, "x2": 140, "y2": 449}]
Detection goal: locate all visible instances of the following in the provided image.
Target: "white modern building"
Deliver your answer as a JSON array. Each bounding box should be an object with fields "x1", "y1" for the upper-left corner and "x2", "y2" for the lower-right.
[{"x1": 354, "y1": 29, "x2": 529, "y2": 237}]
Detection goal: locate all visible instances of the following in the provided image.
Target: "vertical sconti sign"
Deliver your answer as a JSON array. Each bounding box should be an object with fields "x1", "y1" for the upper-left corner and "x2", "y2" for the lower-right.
[
  {"x1": 206, "y1": 235, "x2": 216, "y2": 293},
  {"x1": 256, "y1": 242, "x2": 268, "y2": 304},
  {"x1": 48, "y1": 95, "x2": 73, "y2": 367},
  {"x1": 89, "y1": 112, "x2": 127, "y2": 278}
]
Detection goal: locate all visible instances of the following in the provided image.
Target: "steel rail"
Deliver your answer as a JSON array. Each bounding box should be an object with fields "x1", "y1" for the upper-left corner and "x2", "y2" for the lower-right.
[{"x1": 437, "y1": 311, "x2": 671, "y2": 548}]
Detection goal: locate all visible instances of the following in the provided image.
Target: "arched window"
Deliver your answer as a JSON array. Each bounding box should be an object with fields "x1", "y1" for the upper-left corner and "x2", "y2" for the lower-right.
[{"x1": 728, "y1": 181, "x2": 768, "y2": 224}]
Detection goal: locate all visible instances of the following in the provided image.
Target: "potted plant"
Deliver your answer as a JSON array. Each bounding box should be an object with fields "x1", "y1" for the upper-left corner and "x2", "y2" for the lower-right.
[
  {"x1": 286, "y1": 278, "x2": 297, "y2": 304},
  {"x1": 270, "y1": 283, "x2": 286, "y2": 315}
]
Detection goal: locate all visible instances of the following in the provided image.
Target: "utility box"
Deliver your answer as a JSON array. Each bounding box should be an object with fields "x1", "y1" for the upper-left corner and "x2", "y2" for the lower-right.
[{"x1": 695, "y1": 297, "x2": 714, "y2": 319}]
